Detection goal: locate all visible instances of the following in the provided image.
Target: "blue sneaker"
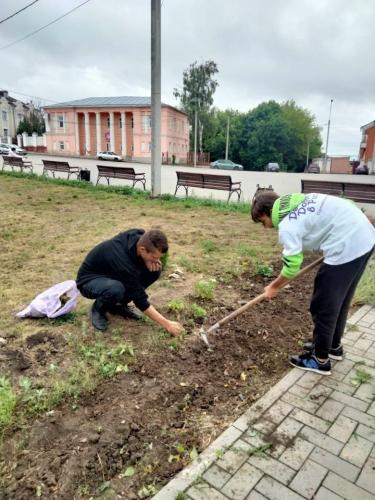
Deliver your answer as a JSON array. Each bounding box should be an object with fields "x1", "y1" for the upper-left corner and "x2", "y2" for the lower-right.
[{"x1": 289, "y1": 353, "x2": 331, "y2": 375}]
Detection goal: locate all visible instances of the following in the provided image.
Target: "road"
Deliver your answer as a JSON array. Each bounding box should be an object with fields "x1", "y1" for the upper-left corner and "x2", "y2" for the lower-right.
[{"x1": 9, "y1": 153, "x2": 375, "y2": 214}]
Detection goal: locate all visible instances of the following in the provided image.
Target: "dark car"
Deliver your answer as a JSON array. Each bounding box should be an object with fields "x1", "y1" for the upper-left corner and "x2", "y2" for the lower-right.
[
  {"x1": 265, "y1": 162, "x2": 280, "y2": 172},
  {"x1": 306, "y1": 163, "x2": 320, "y2": 173},
  {"x1": 355, "y1": 164, "x2": 369, "y2": 175}
]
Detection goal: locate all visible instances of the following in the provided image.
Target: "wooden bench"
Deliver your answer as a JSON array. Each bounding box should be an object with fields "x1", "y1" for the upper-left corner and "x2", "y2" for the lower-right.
[
  {"x1": 2, "y1": 155, "x2": 33, "y2": 173},
  {"x1": 174, "y1": 171, "x2": 242, "y2": 202},
  {"x1": 96, "y1": 165, "x2": 146, "y2": 189},
  {"x1": 42, "y1": 159, "x2": 81, "y2": 179},
  {"x1": 301, "y1": 179, "x2": 375, "y2": 204}
]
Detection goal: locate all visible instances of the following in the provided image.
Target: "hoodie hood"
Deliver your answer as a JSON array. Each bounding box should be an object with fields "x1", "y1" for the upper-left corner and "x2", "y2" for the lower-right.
[{"x1": 271, "y1": 193, "x2": 306, "y2": 228}]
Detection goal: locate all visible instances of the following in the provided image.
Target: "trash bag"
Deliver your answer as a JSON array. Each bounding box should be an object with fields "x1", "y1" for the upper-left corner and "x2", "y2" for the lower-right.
[{"x1": 16, "y1": 280, "x2": 80, "y2": 319}]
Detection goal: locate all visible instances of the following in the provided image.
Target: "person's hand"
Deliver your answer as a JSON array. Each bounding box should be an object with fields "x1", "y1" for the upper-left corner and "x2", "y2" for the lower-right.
[
  {"x1": 165, "y1": 320, "x2": 184, "y2": 336},
  {"x1": 146, "y1": 259, "x2": 161, "y2": 272},
  {"x1": 264, "y1": 283, "x2": 280, "y2": 299}
]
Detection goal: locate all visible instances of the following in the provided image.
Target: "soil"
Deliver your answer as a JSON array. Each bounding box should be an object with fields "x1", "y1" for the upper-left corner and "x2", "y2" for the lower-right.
[{"x1": 0, "y1": 261, "x2": 316, "y2": 500}]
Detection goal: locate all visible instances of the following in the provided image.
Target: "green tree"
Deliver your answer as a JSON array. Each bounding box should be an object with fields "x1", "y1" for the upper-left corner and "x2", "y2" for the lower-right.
[
  {"x1": 174, "y1": 60, "x2": 219, "y2": 149},
  {"x1": 17, "y1": 109, "x2": 45, "y2": 135}
]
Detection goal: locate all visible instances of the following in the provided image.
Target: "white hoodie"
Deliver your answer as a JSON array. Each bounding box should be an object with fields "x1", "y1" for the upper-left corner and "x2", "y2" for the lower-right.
[{"x1": 278, "y1": 193, "x2": 375, "y2": 265}]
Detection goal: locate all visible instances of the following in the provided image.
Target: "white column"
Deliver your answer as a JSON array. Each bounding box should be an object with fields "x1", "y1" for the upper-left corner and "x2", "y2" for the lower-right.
[
  {"x1": 84, "y1": 112, "x2": 90, "y2": 155},
  {"x1": 121, "y1": 111, "x2": 126, "y2": 156},
  {"x1": 17, "y1": 134, "x2": 22, "y2": 146},
  {"x1": 109, "y1": 111, "x2": 115, "y2": 152},
  {"x1": 96, "y1": 112, "x2": 102, "y2": 154},
  {"x1": 44, "y1": 113, "x2": 50, "y2": 132},
  {"x1": 75, "y1": 112, "x2": 80, "y2": 155}
]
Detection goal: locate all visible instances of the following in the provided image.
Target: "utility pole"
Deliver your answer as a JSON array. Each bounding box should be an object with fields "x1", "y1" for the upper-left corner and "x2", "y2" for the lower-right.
[
  {"x1": 151, "y1": 0, "x2": 161, "y2": 196},
  {"x1": 225, "y1": 115, "x2": 230, "y2": 160},
  {"x1": 194, "y1": 105, "x2": 198, "y2": 167},
  {"x1": 323, "y1": 99, "x2": 333, "y2": 173},
  {"x1": 305, "y1": 140, "x2": 310, "y2": 170}
]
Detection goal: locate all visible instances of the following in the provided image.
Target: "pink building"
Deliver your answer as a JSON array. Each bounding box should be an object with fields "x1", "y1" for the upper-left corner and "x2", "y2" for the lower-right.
[{"x1": 43, "y1": 96, "x2": 189, "y2": 162}]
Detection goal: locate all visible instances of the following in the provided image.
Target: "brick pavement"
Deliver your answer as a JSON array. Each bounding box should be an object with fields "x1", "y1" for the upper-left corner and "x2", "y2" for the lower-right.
[{"x1": 153, "y1": 305, "x2": 375, "y2": 500}]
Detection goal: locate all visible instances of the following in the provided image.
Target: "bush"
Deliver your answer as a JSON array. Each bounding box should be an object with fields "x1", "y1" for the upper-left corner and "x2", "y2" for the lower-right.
[{"x1": 194, "y1": 279, "x2": 216, "y2": 300}]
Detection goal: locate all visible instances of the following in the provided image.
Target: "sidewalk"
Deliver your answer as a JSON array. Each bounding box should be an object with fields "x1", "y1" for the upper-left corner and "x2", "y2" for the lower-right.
[{"x1": 153, "y1": 305, "x2": 375, "y2": 500}]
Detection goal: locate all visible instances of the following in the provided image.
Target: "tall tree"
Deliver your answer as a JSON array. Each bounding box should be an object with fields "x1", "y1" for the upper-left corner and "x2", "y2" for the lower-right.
[
  {"x1": 17, "y1": 107, "x2": 45, "y2": 135},
  {"x1": 174, "y1": 60, "x2": 219, "y2": 149}
]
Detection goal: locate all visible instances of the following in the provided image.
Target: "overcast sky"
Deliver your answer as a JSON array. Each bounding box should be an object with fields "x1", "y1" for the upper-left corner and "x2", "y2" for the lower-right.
[{"x1": 1, "y1": 0, "x2": 374, "y2": 157}]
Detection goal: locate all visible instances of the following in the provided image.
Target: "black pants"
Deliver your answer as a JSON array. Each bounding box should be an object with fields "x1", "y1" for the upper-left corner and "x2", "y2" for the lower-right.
[
  {"x1": 78, "y1": 270, "x2": 160, "y2": 312},
  {"x1": 311, "y1": 247, "x2": 374, "y2": 359}
]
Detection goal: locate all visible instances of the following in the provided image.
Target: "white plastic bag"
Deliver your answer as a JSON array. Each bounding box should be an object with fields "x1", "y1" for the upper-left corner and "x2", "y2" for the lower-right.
[{"x1": 16, "y1": 280, "x2": 80, "y2": 319}]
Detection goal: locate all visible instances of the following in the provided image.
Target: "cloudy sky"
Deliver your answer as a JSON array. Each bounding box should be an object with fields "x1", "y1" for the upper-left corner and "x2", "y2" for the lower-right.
[{"x1": 1, "y1": 0, "x2": 374, "y2": 157}]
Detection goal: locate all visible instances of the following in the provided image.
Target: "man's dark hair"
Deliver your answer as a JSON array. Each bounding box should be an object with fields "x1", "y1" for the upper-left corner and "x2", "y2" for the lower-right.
[
  {"x1": 139, "y1": 229, "x2": 168, "y2": 253},
  {"x1": 251, "y1": 191, "x2": 279, "y2": 222}
]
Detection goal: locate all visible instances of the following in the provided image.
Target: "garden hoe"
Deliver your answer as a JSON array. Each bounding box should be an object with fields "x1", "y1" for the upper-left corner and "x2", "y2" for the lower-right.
[{"x1": 199, "y1": 256, "x2": 324, "y2": 350}]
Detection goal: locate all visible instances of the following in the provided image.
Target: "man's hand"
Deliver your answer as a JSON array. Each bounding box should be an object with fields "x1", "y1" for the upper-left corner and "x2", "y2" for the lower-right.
[
  {"x1": 264, "y1": 283, "x2": 280, "y2": 299},
  {"x1": 165, "y1": 320, "x2": 184, "y2": 336},
  {"x1": 146, "y1": 259, "x2": 162, "y2": 272}
]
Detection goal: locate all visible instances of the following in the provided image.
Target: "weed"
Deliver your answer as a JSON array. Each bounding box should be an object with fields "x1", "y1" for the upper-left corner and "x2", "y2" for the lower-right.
[
  {"x1": 175, "y1": 493, "x2": 188, "y2": 500},
  {"x1": 190, "y1": 303, "x2": 207, "y2": 319},
  {"x1": 247, "y1": 443, "x2": 272, "y2": 457},
  {"x1": 0, "y1": 377, "x2": 17, "y2": 436},
  {"x1": 177, "y1": 256, "x2": 198, "y2": 273},
  {"x1": 167, "y1": 300, "x2": 186, "y2": 313},
  {"x1": 354, "y1": 262, "x2": 375, "y2": 306},
  {"x1": 236, "y1": 243, "x2": 257, "y2": 257},
  {"x1": 200, "y1": 239, "x2": 218, "y2": 254},
  {"x1": 160, "y1": 251, "x2": 169, "y2": 270},
  {"x1": 79, "y1": 342, "x2": 134, "y2": 378},
  {"x1": 215, "y1": 448, "x2": 225, "y2": 458},
  {"x1": 255, "y1": 262, "x2": 274, "y2": 277},
  {"x1": 48, "y1": 312, "x2": 78, "y2": 325},
  {"x1": 351, "y1": 368, "x2": 373, "y2": 386},
  {"x1": 194, "y1": 279, "x2": 216, "y2": 300}
]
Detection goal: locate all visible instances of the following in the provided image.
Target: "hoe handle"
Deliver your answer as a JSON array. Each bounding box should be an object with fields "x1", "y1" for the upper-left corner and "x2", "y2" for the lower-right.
[{"x1": 205, "y1": 256, "x2": 324, "y2": 335}]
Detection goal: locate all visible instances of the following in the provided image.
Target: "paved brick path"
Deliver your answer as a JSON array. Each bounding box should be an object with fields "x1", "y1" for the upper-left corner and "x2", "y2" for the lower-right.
[{"x1": 153, "y1": 305, "x2": 375, "y2": 500}]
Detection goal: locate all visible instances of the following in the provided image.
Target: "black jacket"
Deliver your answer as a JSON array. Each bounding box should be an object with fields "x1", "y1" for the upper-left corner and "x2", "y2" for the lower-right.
[{"x1": 76, "y1": 229, "x2": 152, "y2": 311}]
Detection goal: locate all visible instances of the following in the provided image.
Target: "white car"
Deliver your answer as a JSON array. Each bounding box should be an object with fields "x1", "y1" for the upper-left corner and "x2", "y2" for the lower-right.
[
  {"x1": 97, "y1": 151, "x2": 122, "y2": 161},
  {"x1": 0, "y1": 144, "x2": 27, "y2": 155}
]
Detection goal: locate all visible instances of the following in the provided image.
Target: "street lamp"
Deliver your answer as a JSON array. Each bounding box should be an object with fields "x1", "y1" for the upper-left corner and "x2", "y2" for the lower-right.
[{"x1": 323, "y1": 99, "x2": 333, "y2": 173}]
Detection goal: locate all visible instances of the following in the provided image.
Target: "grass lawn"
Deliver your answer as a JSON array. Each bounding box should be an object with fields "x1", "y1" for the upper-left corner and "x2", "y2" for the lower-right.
[{"x1": 0, "y1": 171, "x2": 373, "y2": 498}]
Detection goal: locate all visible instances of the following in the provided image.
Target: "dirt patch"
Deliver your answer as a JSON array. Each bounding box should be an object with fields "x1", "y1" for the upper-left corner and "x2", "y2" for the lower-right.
[{"x1": 0, "y1": 262, "x2": 316, "y2": 499}]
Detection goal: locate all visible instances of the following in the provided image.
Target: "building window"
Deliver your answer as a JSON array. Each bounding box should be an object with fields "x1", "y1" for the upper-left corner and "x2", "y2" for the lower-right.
[
  {"x1": 107, "y1": 116, "x2": 110, "y2": 127},
  {"x1": 119, "y1": 117, "x2": 122, "y2": 128},
  {"x1": 131, "y1": 117, "x2": 134, "y2": 128},
  {"x1": 59, "y1": 141, "x2": 64, "y2": 150},
  {"x1": 141, "y1": 112, "x2": 151, "y2": 131},
  {"x1": 2, "y1": 111, "x2": 7, "y2": 122},
  {"x1": 3, "y1": 128, "x2": 8, "y2": 138},
  {"x1": 16, "y1": 113, "x2": 23, "y2": 125}
]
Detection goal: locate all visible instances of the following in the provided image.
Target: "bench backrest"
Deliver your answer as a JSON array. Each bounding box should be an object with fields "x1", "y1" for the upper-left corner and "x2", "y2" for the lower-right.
[
  {"x1": 344, "y1": 182, "x2": 375, "y2": 204},
  {"x1": 42, "y1": 160, "x2": 71, "y2": 171},
  {"x1": 3, "y1": 155, "x2": 23, "y2": 165},
  {"x1": 176, "y1": 171, "x2": 204, "y2": 188},
  {"x1": 97, "y1": 165, "x2": 136, "y2": 177},
  {"x1": 203, "y1": 174, "x2": 232, "y2": 190},
  {"x1": 301, "y1": 180, "x2": 343, "y2": 196},
  {"x1": 301, "y1": 179, "x2": 375, "y2": 204}
]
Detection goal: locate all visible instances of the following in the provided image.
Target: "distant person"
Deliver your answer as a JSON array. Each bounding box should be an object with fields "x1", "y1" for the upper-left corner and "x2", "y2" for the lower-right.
[
  {"x1": 76, "y1": 229, "x2": 184, "y2": 335},
  {"x1": 8, "y1": 146, "x2": 21, "y2": 158},
  {"x1": 251, "y1": 191, "x2": 375, "y2": 375}
]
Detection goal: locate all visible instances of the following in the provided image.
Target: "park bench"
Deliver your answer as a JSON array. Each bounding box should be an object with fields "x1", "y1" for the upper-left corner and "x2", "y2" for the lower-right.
[
  {"x1": 174, "y1": 171, "x2": 242, "y2": 202},
  {"x1": 96, "y1": 165, "x2": 146, "y2": 189},
  {"x1": 301, "y1": 179, "x2": 375, "y2": 204},
  {"x1": 2, "y1": 155, "x2": 33, "y2": 173},
  {"x1": 42, "y1": 159, "x2": 81, "y2": 180}
]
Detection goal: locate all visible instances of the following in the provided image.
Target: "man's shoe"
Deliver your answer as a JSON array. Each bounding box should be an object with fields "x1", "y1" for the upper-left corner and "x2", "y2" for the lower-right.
[
  {"x1": 108, "y1": 304, "x2": 142, "y2": 321},
  {"x1": 90, "y1": 303, "x2": 108, "y2": 331},
  {"x1": 303, "y1": 341, "x2": 344, "y2": 361},
  {"x1": 289, "y1": 353, "x2": 331, "y2": 375}
]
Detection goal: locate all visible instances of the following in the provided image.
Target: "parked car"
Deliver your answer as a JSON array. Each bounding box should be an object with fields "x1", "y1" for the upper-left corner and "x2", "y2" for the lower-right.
[
  {"x1": 210, "y1": 159, "x2": 243, "y2": 170},
  {"x1": 0, "y1": 143, "x2": 10, "y2": 154},
  {"x1": 355, "y1": 164, "x2": 369, "y2": 175},
  {"x1": 265, "y1": 162, "x2": 280, "y2": 172},
  {"x1": 306, "y1": 163, "x2": 320, "y2": 173},
  {"x1": 97, "y1": 151, "x2": 122, "y2": 161},
  {"x1": 0, "y1": 144, "x2": 27, "y2": 155}
]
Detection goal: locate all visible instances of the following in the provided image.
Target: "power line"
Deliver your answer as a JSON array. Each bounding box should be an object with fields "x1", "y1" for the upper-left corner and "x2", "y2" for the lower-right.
[
  {"x1": 0, "y1": 0, "x2": 94, "y2": 51},
  {"x1": 0, "y1": 0, "x2": 39, "y2": 25}
]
